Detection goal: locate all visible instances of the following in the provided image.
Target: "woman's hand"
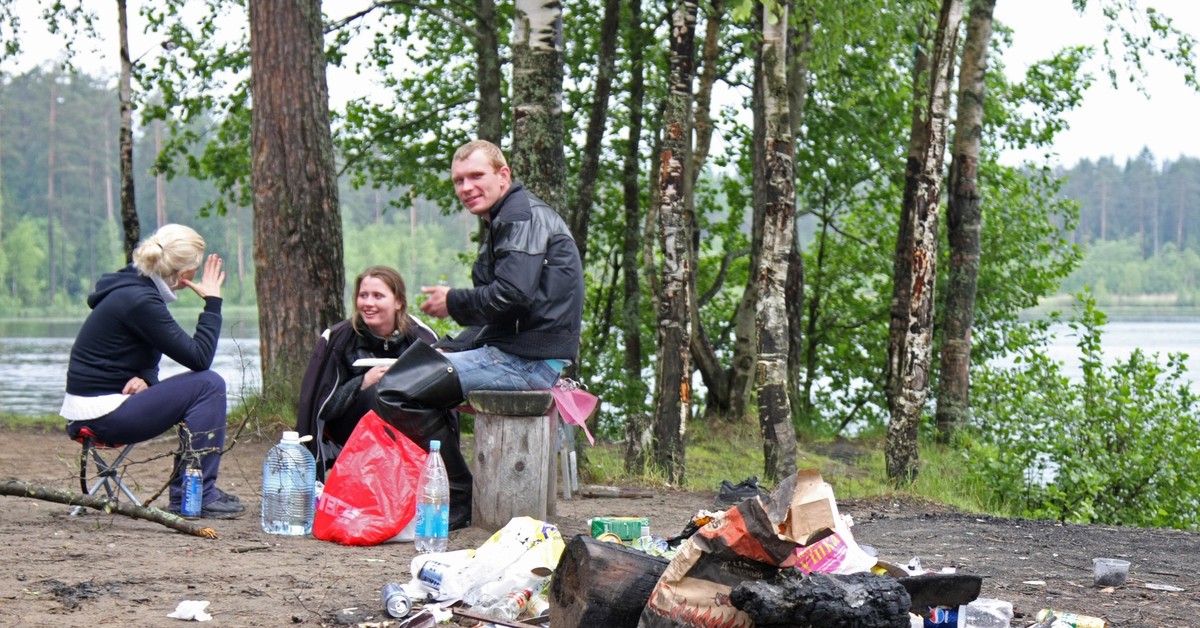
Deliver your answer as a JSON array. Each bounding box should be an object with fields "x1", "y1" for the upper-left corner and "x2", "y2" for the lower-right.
[
  {"x1": 123, "y1": 377, "x2": 149, "y2": 395},
  {"x1": 361, "y1": 365, "x2": 388, "y2": 390},
  {"x1": 182, "y1": 254, "x2": 226, "y2": 299}
]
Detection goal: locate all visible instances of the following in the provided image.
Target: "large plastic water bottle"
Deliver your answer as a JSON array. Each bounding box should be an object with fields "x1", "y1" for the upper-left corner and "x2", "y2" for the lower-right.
[
  {"x1": 414, "y1": 439, "x2": 450, "y2": 552},
  {"x1": 261, "y1": 430, "x2": 316, "y2": 535}
]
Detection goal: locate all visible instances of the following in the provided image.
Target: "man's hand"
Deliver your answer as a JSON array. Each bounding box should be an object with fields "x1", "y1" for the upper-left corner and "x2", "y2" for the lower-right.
[
  {"x1": 182, "y1": 254, "x2": 226, "y2": 299},
  {"x1": 123, "y1": 376, "x2": 148, "y2": 395},
  {"x1": 420, "y1": 285, "x2": 451, "y2": 318}
]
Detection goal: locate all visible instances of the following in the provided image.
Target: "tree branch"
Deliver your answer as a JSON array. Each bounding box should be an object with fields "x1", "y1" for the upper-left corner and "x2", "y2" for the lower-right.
[{"x1": 0, "y1": 480, "x2": 218, "y2": 539}]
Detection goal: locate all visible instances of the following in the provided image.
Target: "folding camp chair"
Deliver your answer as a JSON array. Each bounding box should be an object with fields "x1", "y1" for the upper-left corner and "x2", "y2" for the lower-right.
[{"x1": 70, "y1": 426, "x2": 141, "y2": 516}]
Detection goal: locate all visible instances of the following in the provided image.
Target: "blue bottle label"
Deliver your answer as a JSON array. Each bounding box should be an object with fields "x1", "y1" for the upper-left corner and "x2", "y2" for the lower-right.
[
  {"x1": 182, "y1": 468, "x2": 203, "y2": 517},
  {"x1": 416, "y1": 503, "x2": 449, "y2": 539}
]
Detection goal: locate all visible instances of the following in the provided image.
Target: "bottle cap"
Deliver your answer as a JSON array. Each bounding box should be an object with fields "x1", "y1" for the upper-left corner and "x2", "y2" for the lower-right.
[
  {"x1": 430, "y1": 439, "x2": 441, "y2": 451},
  {"x1": 282, "y1": 430, "x2": 300, "y2": 443}
]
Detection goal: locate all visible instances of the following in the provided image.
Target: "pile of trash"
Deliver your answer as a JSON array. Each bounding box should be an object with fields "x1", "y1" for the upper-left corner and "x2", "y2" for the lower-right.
[{"x1": 374, "y1": 469, "x2": 1115, "y2": 628}]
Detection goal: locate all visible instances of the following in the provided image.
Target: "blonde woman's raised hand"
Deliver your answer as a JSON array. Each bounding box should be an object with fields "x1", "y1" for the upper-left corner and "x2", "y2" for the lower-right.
[{"x1": 183, "y1": 254, "x2": 226, "y2": 299}]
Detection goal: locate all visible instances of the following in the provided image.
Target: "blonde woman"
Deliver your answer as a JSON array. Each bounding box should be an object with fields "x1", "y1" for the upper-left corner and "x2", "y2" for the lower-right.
[{"x1": 61, "y1": 224, "x2": 242, "y2": 519}]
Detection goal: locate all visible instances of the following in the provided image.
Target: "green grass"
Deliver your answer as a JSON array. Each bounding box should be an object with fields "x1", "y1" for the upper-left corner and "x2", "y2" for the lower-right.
[{"x1": 582, "y1": 418, "x2": 1005, "y2": 515}]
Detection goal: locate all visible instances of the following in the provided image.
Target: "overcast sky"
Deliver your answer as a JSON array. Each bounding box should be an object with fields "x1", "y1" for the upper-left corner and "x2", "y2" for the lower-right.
[
  {"x1": 6, "y1": 1, "x2": 1198, "y2": 169},
  {"x1": 995, "y1": 0, "x2": 1200, "y2": 167}
]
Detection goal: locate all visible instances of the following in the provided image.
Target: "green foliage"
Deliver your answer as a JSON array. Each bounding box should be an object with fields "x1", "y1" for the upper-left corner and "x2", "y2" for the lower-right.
[{"x1": 968, "y1": 291, "x2": 1200, "y2": 529}]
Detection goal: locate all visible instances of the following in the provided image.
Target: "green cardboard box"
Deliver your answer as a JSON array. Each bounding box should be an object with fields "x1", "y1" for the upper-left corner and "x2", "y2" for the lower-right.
[{"x1": 589, "y1": 516, "x2": 650, "y2": 542}]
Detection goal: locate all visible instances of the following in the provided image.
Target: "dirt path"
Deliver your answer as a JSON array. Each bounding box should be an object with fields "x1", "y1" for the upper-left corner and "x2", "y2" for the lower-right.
[{"x1": 1, "y1": 427, "x2": 1197, "y2": 627}]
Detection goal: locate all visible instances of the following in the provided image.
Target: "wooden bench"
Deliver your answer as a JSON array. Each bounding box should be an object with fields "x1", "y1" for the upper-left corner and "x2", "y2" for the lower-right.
[{"x1": 469, "y1": 390, "x2": 570, "y2": 531}]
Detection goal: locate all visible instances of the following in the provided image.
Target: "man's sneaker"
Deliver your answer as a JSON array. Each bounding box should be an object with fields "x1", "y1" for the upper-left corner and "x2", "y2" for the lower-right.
[
  {"x1": 169, "y1": 491, "x2": 245, "y2": 520},
  {"x1": 199, "y1": 491, "x2": 245, "y2": 519}
]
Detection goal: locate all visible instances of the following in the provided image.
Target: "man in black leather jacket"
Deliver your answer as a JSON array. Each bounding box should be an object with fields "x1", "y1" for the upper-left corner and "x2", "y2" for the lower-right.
[
  {"x1": 374, "y1": 139, "x2": 583, "y2": 530},
  {"x1": 418, "y1": 139, "x2": 584, "y2": 393}
]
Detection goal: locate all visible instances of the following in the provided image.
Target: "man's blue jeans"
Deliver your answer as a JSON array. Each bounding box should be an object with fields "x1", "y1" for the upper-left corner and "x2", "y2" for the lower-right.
[{"x1": 441, "y1": 345, "x2": 562, "y2": 398}]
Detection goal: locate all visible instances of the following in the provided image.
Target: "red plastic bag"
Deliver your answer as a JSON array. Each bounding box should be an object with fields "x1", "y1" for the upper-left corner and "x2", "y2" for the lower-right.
[{"x1": 313, "y1": 410, "x2": 427, "y2": 546}]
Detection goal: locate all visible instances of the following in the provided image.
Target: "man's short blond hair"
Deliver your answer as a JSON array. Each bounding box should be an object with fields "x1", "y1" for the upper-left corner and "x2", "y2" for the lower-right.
[{"x1": 454, "y1": 140, "x2": 508, "y2": 171}]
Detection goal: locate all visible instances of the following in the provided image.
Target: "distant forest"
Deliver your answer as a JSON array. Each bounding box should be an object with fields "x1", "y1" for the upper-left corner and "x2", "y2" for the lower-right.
[
  {"x1": 0, "y1": 67, "x2": 475, "y2": 313},
  {"x1": 1, "y1": 66, "x2": 1198, "y2": 313}
]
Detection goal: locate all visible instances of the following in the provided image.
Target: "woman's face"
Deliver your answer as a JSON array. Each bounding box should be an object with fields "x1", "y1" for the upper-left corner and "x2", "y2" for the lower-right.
[
  {"x1": 170, "y1": 267, "x2": 198, "y2": 291},
  {"x1": 356, "y1": 276, "x2": 402, "y2": 337}
]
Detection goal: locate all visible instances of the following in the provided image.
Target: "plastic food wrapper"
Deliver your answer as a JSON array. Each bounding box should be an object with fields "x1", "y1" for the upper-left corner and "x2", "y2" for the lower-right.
[
  {"x1": 407, "y1": 516, "x2": 564, "y2": 603},
  {"x1": 312, "y1": 411, "x2": 427, "y2": 546},
  {"x1": 167, "y1": 600, "x2": 212, "y2": 621},
  {"x1": 793, "y1": 528, "x2": 877, "y2": 575},
  {"x1": 640, "y1": 468, "x2": 842, "y2": 628}
]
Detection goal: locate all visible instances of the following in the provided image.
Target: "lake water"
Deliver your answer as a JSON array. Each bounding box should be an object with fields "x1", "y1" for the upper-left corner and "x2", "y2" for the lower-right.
[
  {"x1": 2, "y1": 317, "x2": 1199, "y2": 417},
  {"x1": 0, "y1": 319, "x2": 262, "y2": 417}
]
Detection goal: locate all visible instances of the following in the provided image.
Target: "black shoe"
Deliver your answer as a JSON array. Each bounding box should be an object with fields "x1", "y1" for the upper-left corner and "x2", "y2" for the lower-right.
[
  {"x1": 715, "y1": 476, "x2": 770, "y2": 508},
  {"x1": 170, "y1": 491, "x2": 245, "y2": 520}
]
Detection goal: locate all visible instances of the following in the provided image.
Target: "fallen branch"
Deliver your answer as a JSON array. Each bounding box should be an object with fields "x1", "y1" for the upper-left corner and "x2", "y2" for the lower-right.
[
  {"x1": 578, "y1": 485, "x2": 655, "y2": 499},
  {"x1": 0, "y1": 479, "x2": 218, "y2": 539}
]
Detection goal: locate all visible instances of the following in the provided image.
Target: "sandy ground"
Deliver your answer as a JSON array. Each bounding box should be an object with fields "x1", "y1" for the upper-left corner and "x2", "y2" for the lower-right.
[{"x1": 2, "y1": 426, "x2": 1199, "y2": 627}]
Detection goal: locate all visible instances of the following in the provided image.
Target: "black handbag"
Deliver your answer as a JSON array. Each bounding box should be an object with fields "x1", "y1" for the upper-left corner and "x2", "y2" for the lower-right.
[{"x1": 374, "y1": 340, "x2": 464, "y2": 417}]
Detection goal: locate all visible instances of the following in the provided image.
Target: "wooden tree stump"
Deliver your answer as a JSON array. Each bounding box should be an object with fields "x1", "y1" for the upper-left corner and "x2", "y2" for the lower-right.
[{"x1": 469, "y1": 390, "x2": 556, "y2": 531}]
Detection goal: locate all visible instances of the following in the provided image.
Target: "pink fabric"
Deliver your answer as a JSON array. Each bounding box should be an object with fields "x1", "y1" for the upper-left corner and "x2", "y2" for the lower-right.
[{"x1": 550, "y1": 382, "x2": 598, "y2": 445}]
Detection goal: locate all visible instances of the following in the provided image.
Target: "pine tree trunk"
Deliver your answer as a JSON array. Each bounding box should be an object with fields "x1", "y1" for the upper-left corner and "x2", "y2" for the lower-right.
[
  {"x1": 651, "y1": 0, "x2": 698, "y2": 485},
  {"x1": 248, "y1": 0, "x2": 345, "y2": 409},
  {"x1": 885, "y1": 0, "x2": 963, "y2": 483},
  {"x1": 511, "y1": 0, "x2": 566, "y2": 213},
  {"x1": 568, "y1": 0, "x2": 620, "y2": 267},
  {"x1": 756, "y1": 0, "x2": 798, "y2": 482},
  {"x1": 936, "y1": 0, "x2": 996, "y2": 440},
  {"x1": 475, "y1": 0, "x2": 503, "y2": 145},
  {"x1": 622, "y1": 0, "x2": 651, "y2": 475},
  {"x1": 117, "y1": 0, "x2": 139, "y2": 263}
]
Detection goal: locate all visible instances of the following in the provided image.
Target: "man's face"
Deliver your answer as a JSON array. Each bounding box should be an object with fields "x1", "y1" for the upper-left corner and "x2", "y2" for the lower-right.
[{"x1": 451, "y1": 151, "x2": 511, "y2": 218}]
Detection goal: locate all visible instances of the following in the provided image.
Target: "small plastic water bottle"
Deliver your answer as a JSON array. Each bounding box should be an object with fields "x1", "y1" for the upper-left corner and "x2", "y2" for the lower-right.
[
  {"x1": 261, "y1": 431, "x2": 316, "y2": 535},
  {"x1": 181, "y1": 463, "x2": 203, "y2": 518},
  {"x1": 414, "y1": 440, "x2": 450, "y2": 553},
  {"x1": 479, "y1": 587, "x2": 533, "y2": 622}
]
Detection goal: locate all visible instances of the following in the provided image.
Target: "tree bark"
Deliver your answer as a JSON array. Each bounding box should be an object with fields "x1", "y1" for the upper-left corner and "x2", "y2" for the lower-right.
[
  {"x1": 475, "y1": 0, "x2": 503, "y2": 145},
  {"x1": 0, "y1": 480, "x2": 218, "y2": 539},
  {"x1": 786, "y1": 12, "x2": 814, "y2": 428},
  {"x1": 47, "y1": 74, "x2": 58, "y2": 298},
  {"x1": 936, "y1": 0, "x2": 996, "y2": 440},
  {"x1": 756, "y1": 0, "x2": 798, "y2": 482},
  {"x1": 622, "y1": 0, "x2": 651, "y2": 475},
  {"x1": 249, "y1": 0, "x2": 345, "y2": 409},
  {"x1": 568, "y1": 0, "x2": 620, "y2": 267},
  {"x1": 885, "y1": 0, "x2": 963, "y2": 483},
  {"x1": 651, "y1": 0, "x2": 698, "y2": 485},
  {"x1": 117, "y1": 0, "x2": 139, "y2": 263},
  {"x1": 511, "y1": 0, "x2": 566, "y2": 213}
]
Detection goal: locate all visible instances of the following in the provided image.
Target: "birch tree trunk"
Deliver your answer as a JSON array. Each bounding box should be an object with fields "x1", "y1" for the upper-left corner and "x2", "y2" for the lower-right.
[
  {"x1": 117, "y1": 0, "x2": 139, "y2": 263},
  {"x1": 885, "y1": 0, "x2": 963, "y2": 483},
  {"x1": 569, "y1": 0, "x2": 620, "y2": 266},
  {"x1": 47, "y1": 74, "x2": 58, "y2": 298},
  {"x1": 651, "y1": 0, "x2": 698, "y2": 484},
  {"x1": 936, "y1": 0, "x2": 996, "y2": 439},
  {"x1": 757, "y1": 0, "x2": 798, "y2": 482},
  {"x1": 512, "y1": 0, "x2": 566, "y2": 213},
  {"x1": 249, "y1": 0, "x2": 344, "y2": 409},
  {"x1": 622, "y1": 0, "x2": 651, "y2": 474}
]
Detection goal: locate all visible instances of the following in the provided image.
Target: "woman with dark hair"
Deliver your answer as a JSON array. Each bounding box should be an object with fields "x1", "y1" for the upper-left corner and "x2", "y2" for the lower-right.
[
  {"x1": 62, "y1": 224, "x2": 242, "y2": 519},
  {"x1": 297, "y1": 266, "x2": 471, "y2": 529}
]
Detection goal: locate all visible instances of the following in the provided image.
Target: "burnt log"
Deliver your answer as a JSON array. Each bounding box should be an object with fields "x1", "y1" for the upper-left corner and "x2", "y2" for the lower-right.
[
  {"x1": 549, "y1": 534, "x2": 669, "y2": 628},
  {"x1": 730, "y1": 570, "x2": 912, "y2": 628}
]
